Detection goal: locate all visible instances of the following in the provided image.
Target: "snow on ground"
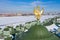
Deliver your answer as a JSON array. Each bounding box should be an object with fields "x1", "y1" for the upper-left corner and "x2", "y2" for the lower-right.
[
  {"x1": 46, "y1": 24, "x2": 59, "y2": 31},
  {"x1": 0, "y1": 15, "x2": 58, "y2": 30},
  {"x1": 0, "y1": 39, "x2": 4, "y2": 40}
]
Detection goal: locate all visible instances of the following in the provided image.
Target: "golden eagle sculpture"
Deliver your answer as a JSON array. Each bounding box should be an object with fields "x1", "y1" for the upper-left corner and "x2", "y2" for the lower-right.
[{"x1": 34, "y1": 6, "x2": 44, "y2": 20}]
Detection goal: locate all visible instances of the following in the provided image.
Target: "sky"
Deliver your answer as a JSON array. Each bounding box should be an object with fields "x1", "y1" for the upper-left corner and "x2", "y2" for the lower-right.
[{"x1": 0, "y1": 0, "x2": 60, "y2": 13}]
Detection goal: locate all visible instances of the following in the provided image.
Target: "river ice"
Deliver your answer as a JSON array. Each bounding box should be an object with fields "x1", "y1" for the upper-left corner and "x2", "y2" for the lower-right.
[{"x1": 0, "y1": 15, "x2": 59, "y2": 31}]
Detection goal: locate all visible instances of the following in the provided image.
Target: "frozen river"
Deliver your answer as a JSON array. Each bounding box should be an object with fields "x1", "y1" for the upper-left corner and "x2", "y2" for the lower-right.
[{"x1": 0, "y1": 15, "x2": 59, "y2": 31}]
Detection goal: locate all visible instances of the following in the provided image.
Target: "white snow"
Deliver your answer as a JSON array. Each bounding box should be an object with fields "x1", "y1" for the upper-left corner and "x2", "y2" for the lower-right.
[
  {"x1": 0, "y1": 15, "x2": 58, "y2": 30},
  {"x1": 46, "y1": 24, "x2": 59, "y2": 31},
  {"x1": 0, "y1": 39, "x2": 4, "y2": 40}
]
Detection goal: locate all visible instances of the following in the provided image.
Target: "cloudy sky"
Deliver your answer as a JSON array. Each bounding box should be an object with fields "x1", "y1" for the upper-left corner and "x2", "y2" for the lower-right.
[{"x1": 0, "y1": 0, "x2": 60, "y2": 13}]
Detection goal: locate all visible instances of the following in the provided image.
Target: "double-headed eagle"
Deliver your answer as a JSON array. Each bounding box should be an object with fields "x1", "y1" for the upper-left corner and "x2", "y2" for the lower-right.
[{"x1": 34, "y1": 6, "x2": 44, "y2": 20}]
